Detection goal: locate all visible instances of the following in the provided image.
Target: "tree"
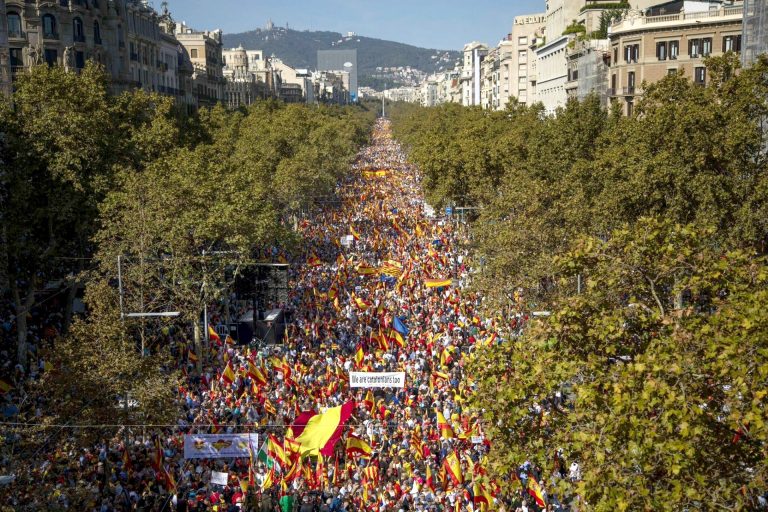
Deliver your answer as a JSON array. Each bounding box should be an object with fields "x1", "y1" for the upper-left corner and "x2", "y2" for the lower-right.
[{"x1": 470, "y1": 217, "x2": 768, "y2": 510}]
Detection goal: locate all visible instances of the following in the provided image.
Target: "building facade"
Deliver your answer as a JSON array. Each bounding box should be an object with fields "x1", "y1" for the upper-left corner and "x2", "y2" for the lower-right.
[
  {"x1": 0, "y1": 0, "x2": 9, "y2": 96},
  {"x1": 317, "y1": 49, "x2": 357, "y2": 102},
  {"x1": 175, "y1": 21, "x2": 225, "y2": 108},
  {"x1": 608, "y1": 1, "x2": 744, "y2": 115},
  {"x1": 510, "y1": 13, "x2": 546, "y2": 106},
  {"x1": 742, "y1": 0, "x2": 768, "y2": 65},
  {"x1": 459, "y1": 41, "x2": 488, "y2": 106}
]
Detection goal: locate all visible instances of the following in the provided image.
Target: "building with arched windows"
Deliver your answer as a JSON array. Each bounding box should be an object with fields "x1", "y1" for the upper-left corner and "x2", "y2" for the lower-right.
[{"x1": 0, "y1": 0, "x2": 212, "y2": 110}]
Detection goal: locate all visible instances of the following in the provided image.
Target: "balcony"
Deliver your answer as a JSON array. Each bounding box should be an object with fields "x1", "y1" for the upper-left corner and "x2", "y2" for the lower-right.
[
  {"x1": 610, "y1": 6, "x2": 743, "y2": 34},
  {"x1": 43, "y1": 32, "x2": 59, "y2": 41},
  {"x1": 607, "y1": 88, "x2": 616, "y2": 97},
  {"x1": 622, "y1": 86, "x2": 635, "y2": 95},
  {"x1": 74, "y1": 34, "x2": 85, "y2": 43}
]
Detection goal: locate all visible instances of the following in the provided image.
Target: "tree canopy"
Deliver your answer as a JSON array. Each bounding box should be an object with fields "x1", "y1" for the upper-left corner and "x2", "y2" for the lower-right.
[{"x1": 392, "y1": 53, "x2": 768, "y2": 509}]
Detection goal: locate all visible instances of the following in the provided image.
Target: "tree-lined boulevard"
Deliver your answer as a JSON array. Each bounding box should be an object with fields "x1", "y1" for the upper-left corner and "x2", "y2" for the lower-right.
[{"x1": 0, "y1": 54, "x2": 766, "y2": 511}]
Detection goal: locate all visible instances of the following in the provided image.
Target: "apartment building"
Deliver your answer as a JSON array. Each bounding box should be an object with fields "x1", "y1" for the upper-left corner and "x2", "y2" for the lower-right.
[
  {"x1": 742, "y1": 0, "x2": 768, "y2": 65},
  {"x1": 175, "y1": 21, "x2": 225, "y2": 108},
  {"x1": 459, "y1": 41, "x2": 488, "y2": 106},
  {"x1": 0, "y1": 0, "x2": 9, "y2": 96},
  {"x1": 608, "y1": 0, "x2": 744, "y2": 115},
  {"x1": 510, "y1": 14, "x2": 545, "y2": 106}
]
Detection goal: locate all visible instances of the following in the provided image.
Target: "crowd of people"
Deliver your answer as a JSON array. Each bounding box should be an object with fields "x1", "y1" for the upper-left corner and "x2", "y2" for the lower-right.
[{"x1": 0, "y1": 119, "x2": 574, "y2": 511}]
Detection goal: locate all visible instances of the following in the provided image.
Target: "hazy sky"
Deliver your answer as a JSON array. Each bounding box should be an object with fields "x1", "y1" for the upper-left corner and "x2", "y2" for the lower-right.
[{"x1": 167, "y1": 0, "x2": 545, "y2": 50}]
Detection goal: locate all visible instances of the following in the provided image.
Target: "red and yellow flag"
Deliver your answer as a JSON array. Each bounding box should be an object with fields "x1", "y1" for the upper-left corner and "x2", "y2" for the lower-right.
[
  {"x1": 527, "y1": 475, "x2": 546, "y2": 507},
  {"x1": 425, "y1": 278, "x2": 452, "y2": 289},
  {"x1": 443, "y1": 451, "x2": 463, "y2": 485},
  {"x1": 221, "y1": 362, "x2": 236, "y2": 385},
  {"x1": 437, "y1": 411, "x2": 454, "y2": 440},
  {"x1": 346, "y1": 435, "x2": 373, "y2": 458}
]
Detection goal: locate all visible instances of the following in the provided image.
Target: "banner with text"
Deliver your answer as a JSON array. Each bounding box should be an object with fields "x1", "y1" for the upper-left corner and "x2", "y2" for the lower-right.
[
  {"x1": 183, "y1": 434, "x2": 258, "y2": 459},
  {"x1": 349, "y1": 371, "x2": 406, "y2": 388}
]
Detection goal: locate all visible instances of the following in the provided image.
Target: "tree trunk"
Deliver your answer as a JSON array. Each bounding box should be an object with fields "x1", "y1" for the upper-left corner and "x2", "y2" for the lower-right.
[{"x1": 12, "y1": 281, "x2": 35, "y2": 372}]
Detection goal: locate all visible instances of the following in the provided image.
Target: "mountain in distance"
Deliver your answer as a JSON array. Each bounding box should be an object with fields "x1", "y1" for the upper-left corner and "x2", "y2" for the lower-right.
[{"x1": 222, "y1": 25, "x2": 461, "y2": 90}]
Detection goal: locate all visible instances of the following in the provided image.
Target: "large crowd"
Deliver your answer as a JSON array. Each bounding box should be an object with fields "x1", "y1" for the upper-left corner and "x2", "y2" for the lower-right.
[{"x1": 0, "y1": 119, "x2": 573, "y2": 511}]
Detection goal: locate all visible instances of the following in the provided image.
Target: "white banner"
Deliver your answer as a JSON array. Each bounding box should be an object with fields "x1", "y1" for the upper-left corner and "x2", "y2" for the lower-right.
[
  {"x1": 211, "y1": 471, "x2": 229, "y2": 486},
  {"x1": 183, "y1": 434, "x2": 258, "y2": 459},
  {"x1": 349, "y1": 371, "x2": 406, "y2": 388}
]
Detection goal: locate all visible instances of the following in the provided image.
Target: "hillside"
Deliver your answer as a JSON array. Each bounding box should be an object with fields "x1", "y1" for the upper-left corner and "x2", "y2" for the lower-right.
[{"x1": 222, "y1": 27, "x2": 461, "y2": 90}]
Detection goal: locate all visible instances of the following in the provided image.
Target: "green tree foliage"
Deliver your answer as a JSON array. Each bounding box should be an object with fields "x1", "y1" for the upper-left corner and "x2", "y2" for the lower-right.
[
  {"x1": 392, "y1": 55, "x2": 768, "y2": 509},
  {"x1": 0, "y1": 64, "x2": 374, "y2": 448}
]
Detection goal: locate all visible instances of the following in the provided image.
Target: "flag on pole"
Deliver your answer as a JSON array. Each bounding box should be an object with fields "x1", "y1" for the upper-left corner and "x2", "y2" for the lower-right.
[
  {"x1": 443, "y1": 451, "x2": 463, "y2": 485},
  {"x1": 346, "y1": 435, "x2": 373, "y2": 458},
  {"x1": 295, "y1": 401, "x2": 355, "y2": 457},
  {"x1": 527, "y1": 475, "x2": 547, "y2": 507}
]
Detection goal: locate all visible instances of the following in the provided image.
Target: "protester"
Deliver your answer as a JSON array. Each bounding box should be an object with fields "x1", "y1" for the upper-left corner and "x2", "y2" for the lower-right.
[{"x1": 0, "y1": 119, "x2": 568, "y2": 512}]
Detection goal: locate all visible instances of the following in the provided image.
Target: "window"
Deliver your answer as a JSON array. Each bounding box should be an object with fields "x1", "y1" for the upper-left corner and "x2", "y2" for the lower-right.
[
  {"x1": 44, "y1": 48, "x2": 57, "y2": 66},
  {"x1": 94, "y1": 21, "x2": 102, "y2": 44},
  {"x1": 669, "y1": 40, "x2": 679, "y2": 60},
  {"x1": 42, "y1": 14, "x2": 57, "y2": 39},
  {"x1": 518, "y1": 36, "x2": 528, "y2": 46},
  {"x1": 7, "y1": 13, "x2": 21, "y2": 38},
  {"x1": 518, "y1": 50, "x2": 527, "y2": 62},
  {"x1": 191, "y1": 49, "x2": 198, "y2": 58},
  {"x1": 9, "y1": 48, "x2": 23, "y2": 68},
  {"x1": 611, "y1": 73, "x2": 617, "y2": 93},
  {"x1": 689, "y1": 38, "x2": 711, "y2": 58},
  {"x1": 73, "y1": 17, "x2": 84, "y2": 43},
  {"x1": 723, "y1": 35, "x2": 742, "y2": 53},
  {"x1": 656, "y1": 41, "x2": 667, "y2": 61},
  {"x1": 626, "y1": 100, "x2": 634, "y2": 117},
  {"x1": 627, "y1": 71, "x2": 636, "y2": 94},
  {"x1": 694, "y1": 66, "x2": 706, "y2": 85},
  {"x1": 624, "y1": 43, "x2": 639, "y2": 63},
  {"x1": 75, "y1": 51, "x2": 85, "y2": 69},
  {"x1": 668, "y1": 68, "x2": 678, "y2": 76},
  {"x1": 613, "y1": 47, "x2": 618, "y2": 65}
]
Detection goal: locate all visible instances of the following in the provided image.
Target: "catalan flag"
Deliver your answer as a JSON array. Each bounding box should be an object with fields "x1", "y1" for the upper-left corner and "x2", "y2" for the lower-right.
[
  {"x1": 346, "y1": 434, "x2": 373, "y2": 458},
  {"x1": 356, "y1": 262, "x2": 378, "y2": 276},
  {"x1": 425, "y1": 278, "x2": 452, "y2": 289}
]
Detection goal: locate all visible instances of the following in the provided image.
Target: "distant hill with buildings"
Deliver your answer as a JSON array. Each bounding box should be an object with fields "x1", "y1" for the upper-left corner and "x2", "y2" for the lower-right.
[{"x1": 222, "y1": 25, "x2": 461, "y2": 90}]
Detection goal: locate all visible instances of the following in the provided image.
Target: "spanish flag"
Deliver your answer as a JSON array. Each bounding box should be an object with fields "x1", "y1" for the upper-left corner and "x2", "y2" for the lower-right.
[
  {"x1": 221, "y1": 362, "x2": 236, "y2": 385},
  {"x1": 354, "y1": 345, "x2": 365, "y2": 367},
  {"x1": 248, "y1": 362, "x2": 268, "y2": 386},
  {"x1": 527, "y1": 475, "x2": 546, "y2": 507},
  {"x1": 426, "y1": 465, "x2": 435, "y2": 491},
  {"x1": 363, "y1": 390, "x2": 374, "y2": 411},
  {"x1": 208, "y1": 325, "x2": 221, "y2": 344},
  {"x1": 356, "y1": 262, "x2": 377, "y2": 276},
  {"x1": 443, "y1": 451, "x2": 463, "y2": 485},
  {"x1": 437, "y1": 411, "x2": 454, "y2": 439},
  {"x1": 346, "y1": 434, "x2": 373, "y2": 458},
  {"x1": 261, "y1": 467, "x2": 275, "y2": 490},
  {"x1": 473, "y1": 481, "x2": 492, "y2": 510},
  {"x1": 353, "y1": 294, "x2": 370, "y2": 311},
  {"x1": 425, "y1": 278, "x2": 452, "y2": 289},
  {"x1": 296, "y1": 401, "x2": 355, "y2": 457},
  {"x1": 284, "y1": 458, "x2": 301, "y2": 482}
]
